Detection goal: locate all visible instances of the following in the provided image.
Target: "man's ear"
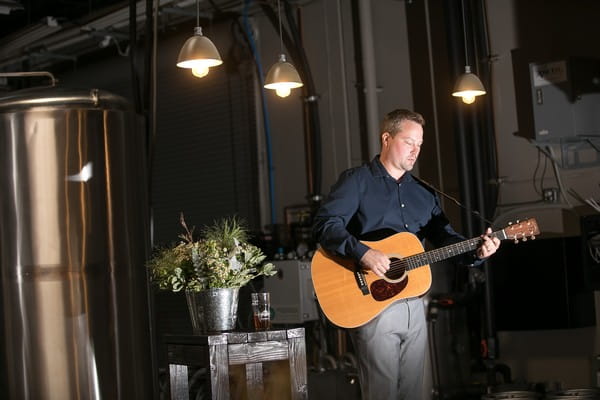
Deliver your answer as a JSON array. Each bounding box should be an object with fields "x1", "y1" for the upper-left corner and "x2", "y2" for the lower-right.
[{"x1": 381, "y1": 131, "x2": 390, "y2": 146}]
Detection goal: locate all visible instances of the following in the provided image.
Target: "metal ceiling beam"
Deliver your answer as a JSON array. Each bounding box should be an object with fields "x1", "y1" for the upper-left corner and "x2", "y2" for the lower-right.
[
  {"x1": 0, "y1": 0, "x2": 196, "y2": 70},
  {"x1": 0, "y1": 0, "x2": 298, "y2": 70}
]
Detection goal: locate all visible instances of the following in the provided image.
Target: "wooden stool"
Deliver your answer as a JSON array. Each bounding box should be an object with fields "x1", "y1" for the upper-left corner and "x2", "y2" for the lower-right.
[{"x1": 164, "y1": 328, "x2": 308, "y2": 400}]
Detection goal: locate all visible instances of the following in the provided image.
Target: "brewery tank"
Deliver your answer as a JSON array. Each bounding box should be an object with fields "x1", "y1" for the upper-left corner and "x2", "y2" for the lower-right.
[{"x1": 0, "y1": 86, "x2": 154, "y2": 399}]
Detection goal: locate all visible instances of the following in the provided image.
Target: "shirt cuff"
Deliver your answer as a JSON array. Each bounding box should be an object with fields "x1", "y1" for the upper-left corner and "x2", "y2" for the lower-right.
[
  {"x1": 352, "y1": 241, "x2": 371, "y2": 262},
  {"x1": 469, "y1": 253, "x2": 486, "y2": 267}
]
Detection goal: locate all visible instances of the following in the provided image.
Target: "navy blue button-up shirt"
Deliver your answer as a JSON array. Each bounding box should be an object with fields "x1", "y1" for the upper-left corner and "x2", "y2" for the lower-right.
[{"x1": 313, "y1": 156, "x2": 475, "y2": 265}]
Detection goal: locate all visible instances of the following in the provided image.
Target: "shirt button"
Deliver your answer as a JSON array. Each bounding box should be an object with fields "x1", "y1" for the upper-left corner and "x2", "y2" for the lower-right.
[
  {"x1": 404, "y1": 224, "x2": 409, "y2": 229},
  {"x1": 401, "y1": 203, "x2": 405, "y2": 207}
]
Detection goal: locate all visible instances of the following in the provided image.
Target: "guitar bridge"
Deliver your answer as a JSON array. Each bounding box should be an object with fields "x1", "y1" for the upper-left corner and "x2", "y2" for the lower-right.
[{"x1": 354, "y1": 270, "x2": 370, "y2": 295}]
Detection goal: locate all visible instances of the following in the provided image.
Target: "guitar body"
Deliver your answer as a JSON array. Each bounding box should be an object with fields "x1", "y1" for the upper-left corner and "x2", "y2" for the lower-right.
[{"x1": 311, "y1": 232, "x2": 432, "y2": 329}]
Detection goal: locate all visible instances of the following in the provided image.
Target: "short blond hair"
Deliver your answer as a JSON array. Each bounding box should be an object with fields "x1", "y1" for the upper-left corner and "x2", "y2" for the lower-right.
[{"x1": 380, "y1": 109, "x2": 425, "y2": 137}]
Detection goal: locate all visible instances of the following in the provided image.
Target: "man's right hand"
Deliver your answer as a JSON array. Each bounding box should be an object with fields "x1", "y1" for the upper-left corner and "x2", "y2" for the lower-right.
[{"x1": 360, "y1": 249, "x2": 390, "y2": 277}]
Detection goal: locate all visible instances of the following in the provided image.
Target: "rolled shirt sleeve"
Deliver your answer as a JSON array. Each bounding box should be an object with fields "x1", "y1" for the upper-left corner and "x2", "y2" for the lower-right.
[{"x1": 313, "y1": 168, "x2": 371, "y2": 261}]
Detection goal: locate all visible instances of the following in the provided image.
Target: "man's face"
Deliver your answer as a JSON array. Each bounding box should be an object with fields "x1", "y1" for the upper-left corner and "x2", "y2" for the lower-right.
[{"x1": 381, "y1": 119, "x2": 423, "y2": 174}]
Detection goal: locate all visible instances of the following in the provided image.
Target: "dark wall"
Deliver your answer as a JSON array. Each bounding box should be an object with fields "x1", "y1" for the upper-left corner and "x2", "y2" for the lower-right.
[
  {"x1": 491, "y1": 235, "x2": 595, "y2": 330},
  {"x1": 514, "y1": 0, "x2": 600, "y2": 60}
]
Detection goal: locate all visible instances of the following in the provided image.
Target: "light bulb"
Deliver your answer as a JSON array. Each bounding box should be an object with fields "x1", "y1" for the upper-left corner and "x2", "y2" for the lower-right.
[
  {"x1": 461, "y1": 95, "x2": 476, "y2": 104},
  {"x1": 275, "y1": 86, "x2": 291, "y2": 98},
  {"x1": 192, "y1": 65, "x2": 209, "y2": 78}
]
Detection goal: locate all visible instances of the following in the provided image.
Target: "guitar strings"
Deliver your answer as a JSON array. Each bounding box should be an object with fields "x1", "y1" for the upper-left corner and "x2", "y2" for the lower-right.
[
  {"x1": 386, "y1": 224, "x2": 533, "y2": 274},
  {"x1": 386, "y1": 237, "x2": 486, "y2": 275}
]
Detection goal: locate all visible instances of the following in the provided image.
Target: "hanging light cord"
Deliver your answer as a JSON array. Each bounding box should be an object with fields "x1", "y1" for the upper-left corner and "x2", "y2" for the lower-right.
[
  {"x1": 461, "y1": 0, "x2": 469, "y2": 67},
  {"x1": 277, "y1": 0, "x2": 283, "y2": 55},
  {"x1": 196, "y1": 0, "x2": 200, "y2": 28}
]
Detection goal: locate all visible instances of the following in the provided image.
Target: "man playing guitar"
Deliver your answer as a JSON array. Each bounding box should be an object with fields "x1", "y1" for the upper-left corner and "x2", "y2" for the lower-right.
[{"x1": 312, "y1": 109, "x2": 501, "y2": 400}]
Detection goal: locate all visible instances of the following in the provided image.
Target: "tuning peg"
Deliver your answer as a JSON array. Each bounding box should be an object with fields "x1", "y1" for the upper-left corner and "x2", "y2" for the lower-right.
[
  {"x1": 508, "y1": 221, "x2": 513, "y2": 225},
  {"x1": 516, "y1": 219, "x2": 520, "y2": 223},
  {"x1": 531, "y1": 235, "x2": 536, "y2": 240},
  {"x1": 522, "y1": 237, "x2": 527, "y2": 242},
  {"x1": 514, "y1": 238, "x2": 519, "y2": 244}
]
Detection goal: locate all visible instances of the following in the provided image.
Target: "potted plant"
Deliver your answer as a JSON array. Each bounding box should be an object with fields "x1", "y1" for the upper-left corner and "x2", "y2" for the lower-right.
[{"x1": 148, "y1": 214, "x2": 275, "y2": 333}]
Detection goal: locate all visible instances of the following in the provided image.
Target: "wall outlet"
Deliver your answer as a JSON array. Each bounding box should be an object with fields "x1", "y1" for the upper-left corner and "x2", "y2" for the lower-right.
[{"x1": 543, "y1": 187, "x2": 560, "y2": 203}]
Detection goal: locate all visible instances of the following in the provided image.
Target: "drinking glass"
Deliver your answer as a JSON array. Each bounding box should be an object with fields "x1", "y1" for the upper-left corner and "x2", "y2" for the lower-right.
[{"x1": 251, "y1": 292, "x2": 271, "y2": 331}]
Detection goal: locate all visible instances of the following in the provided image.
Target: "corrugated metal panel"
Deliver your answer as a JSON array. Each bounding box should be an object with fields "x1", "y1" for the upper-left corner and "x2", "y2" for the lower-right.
[{"x1": 152, "y1": 57, "x2": 259, "y2": 246}]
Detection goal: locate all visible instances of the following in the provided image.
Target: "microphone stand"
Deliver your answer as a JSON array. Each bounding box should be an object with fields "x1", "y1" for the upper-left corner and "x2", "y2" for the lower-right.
[{"x1": 413, "y1": 176, "x2": 495, "y2": 228}]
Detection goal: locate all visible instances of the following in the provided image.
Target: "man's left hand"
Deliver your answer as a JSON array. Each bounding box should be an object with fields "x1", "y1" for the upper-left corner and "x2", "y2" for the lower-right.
[{"x1": 476, "y1": 227, "x2": 501, "y2": 259}]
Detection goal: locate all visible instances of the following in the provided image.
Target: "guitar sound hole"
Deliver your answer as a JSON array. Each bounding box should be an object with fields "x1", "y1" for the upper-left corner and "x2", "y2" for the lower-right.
[
  {"x1": 370, "y1": 278, "x2": 409, "y2": 301},
  {"x1": 385, "y1": 257, "x2": 406, "y2": 280}
]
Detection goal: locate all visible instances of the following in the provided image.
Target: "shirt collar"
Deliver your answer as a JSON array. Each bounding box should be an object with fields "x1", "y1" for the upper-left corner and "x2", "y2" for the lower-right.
[{"x1": 370, "y1": 155, "x2": 415, "y2": 183}]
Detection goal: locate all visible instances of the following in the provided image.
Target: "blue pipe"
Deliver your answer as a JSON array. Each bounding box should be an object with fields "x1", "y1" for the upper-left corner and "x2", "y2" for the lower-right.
[{"x1": 243, "y1": 0, "x2": 277, "y2": 226}]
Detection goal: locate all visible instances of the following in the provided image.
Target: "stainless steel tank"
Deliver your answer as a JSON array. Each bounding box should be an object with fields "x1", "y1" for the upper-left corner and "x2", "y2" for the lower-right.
[{"x1": 0, "y1": 87, "x2": 154, "y2": 399}]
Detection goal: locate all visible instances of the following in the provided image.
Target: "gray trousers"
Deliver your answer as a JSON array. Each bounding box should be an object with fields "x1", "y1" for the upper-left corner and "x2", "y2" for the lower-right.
[{"x1": 349, "y1": 298, "x2": 427, "y2": 400}]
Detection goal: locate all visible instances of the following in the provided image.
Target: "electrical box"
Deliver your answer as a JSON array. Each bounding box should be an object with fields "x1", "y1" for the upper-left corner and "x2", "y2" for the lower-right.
[
  {"x1": 531, "y1": 58, "x2": 600, "y2": 141},
  {"x1": 513, "y1": 54, "x2": 600, "y2": 142},
  {"x1": 263, "y1": 260, "x2": 319, "y2": 324}
]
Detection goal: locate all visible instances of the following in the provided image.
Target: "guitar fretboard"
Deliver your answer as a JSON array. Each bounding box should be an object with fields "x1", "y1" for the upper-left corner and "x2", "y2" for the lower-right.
[{"x1": 390, "y1": 230, "x2": 507, "y2": 272}]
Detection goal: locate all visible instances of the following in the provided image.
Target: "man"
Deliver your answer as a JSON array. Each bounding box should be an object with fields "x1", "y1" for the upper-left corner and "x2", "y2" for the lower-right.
[{"x1": 312, "y1": 109, "x2": 500, "y2": 399}]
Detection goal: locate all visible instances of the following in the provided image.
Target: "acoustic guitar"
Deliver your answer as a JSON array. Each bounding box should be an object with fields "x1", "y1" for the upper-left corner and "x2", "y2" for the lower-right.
[{"x1": 311, "y1": 218, "x2": 540, "y2": 328}]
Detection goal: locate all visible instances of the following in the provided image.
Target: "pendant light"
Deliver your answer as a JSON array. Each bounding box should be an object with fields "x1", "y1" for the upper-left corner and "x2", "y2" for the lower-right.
[
  {"x1": 263, "y1": 0, "x2": 303, "y2": 97},
  {"x1": 452, "y1": 0, "x2": 485, "y2": 104},
  {"x1": 176, "y1": 0, "x2": 222, "y2": 78}
]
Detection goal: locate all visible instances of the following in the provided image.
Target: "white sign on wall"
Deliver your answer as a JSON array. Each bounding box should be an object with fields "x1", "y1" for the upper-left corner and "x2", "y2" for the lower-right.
[{"x1": 531, "y1": 60, "x2": 568, "y2": 87}]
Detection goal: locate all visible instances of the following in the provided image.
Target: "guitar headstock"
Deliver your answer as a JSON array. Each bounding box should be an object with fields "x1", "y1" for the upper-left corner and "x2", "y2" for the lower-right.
[{"x1": 504, "y1": 218, "x2": 540, "y2": 243}]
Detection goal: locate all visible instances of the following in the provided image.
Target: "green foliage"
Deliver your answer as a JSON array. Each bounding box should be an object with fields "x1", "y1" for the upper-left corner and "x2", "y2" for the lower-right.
[
  {"x1": 148, "y1": 215, "x2": 275, "y2": 292},
  {"x1": 201, "y1": 216, "x2": 248, "y2": 250}
]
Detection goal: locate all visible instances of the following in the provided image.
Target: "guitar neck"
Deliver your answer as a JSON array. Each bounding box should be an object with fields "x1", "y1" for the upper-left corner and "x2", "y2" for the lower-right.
[{"x1": 404, "y1": 230, "x2": 507, "y2": 270}]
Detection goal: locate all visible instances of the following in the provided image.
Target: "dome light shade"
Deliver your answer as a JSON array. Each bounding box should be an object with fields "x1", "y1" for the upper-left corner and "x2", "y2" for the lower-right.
[
  {"x1": 264, "y1": 54, "x2": 303, "y2": 97},
  {"x1": 176, "y1": 27, "x2": 222, "y2": 75},
  {"x1": 452, "y1": 65, "x2": 486, "y2": 104}
]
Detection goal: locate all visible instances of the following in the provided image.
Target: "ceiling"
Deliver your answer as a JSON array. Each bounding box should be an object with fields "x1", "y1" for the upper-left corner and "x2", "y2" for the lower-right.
[
  {"x1": 0, "y1": 0, "x2": 126, "y2": 38},
  {"x1": 0, "y1": 0, "x2": 265, "y2": 71}
]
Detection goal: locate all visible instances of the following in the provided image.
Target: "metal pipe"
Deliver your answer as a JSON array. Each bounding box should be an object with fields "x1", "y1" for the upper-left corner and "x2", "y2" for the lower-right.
[
  {"x1": 444, "y1": 0, "x2": 474, "y2": 236},
  {"x1": 349, "y1": 0, "x2": 369, "y2": 162},
  {"x1": 473, "y1": 0, "x2": 499, "y2": 216},
  {"x1": 0, "y1": 71, "x2": 56, "y2": 86},
  {"x1": 423, "y1": 0, "x2": 445, "y2": 196},
  {"x1": 333, "y1": 0, "x2": 353, "y2": 172},
  {"x1": 470, "y1": 110, "x2": 487, "y2": 232},
  {"x1": 284, "y1": 0, "x2": 323, "y2": 199},
  {"x1": 357, "y1": 0, "x2": 380, "y2": 159}
]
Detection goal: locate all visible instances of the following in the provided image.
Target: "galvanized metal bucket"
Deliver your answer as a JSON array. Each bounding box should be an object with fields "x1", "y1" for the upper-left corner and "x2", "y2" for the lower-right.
[{"x1": 186, "y1": 288, "x2": 240, "y2": 334}]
